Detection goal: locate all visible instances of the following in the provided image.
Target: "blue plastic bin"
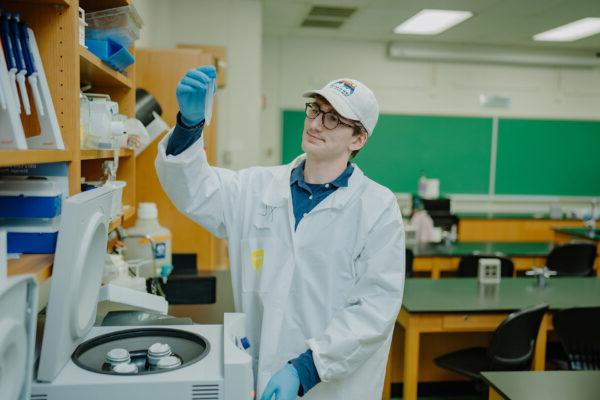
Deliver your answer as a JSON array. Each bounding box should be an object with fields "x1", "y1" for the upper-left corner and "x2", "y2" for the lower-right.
[{"x1": 85, "y1": 37, "x2": 134, "y2": 72}]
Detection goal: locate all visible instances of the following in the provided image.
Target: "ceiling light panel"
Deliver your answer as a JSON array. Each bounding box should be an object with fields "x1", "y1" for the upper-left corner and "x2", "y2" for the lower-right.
[
  {"x1": 393, "y1": 9, "x2": 473, "y2": 35},
  {"x1": 534, "y1": 18, "x2": 600, "y2": 42}
]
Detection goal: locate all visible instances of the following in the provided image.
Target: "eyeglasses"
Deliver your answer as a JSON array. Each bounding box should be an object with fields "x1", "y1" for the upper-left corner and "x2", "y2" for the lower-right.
[{"x1": 305, "y1": 102, "x2": 356, "y2": 130}]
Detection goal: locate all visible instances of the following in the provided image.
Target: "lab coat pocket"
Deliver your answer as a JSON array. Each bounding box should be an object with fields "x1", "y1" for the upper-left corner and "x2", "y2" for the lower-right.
[{"x1": 241, "y1": 236, "x2": 286, "y2": 293}]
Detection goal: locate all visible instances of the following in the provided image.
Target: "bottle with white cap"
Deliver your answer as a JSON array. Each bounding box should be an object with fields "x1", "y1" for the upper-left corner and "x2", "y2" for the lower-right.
[
  {"x1": 106, "y1": 348, "x2": 138, "y2": 374},
  {"x1": 123, "y1": 202, "x2": 172, "y2": 278}
]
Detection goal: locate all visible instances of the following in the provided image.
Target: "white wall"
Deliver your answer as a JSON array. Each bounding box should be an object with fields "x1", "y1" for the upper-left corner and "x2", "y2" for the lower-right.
[
  {"x1": 135, "y1": 0, "x2": 262, "y2": 169},
  {"x1": 262, "y1": 35, "x2": 600, "y2": 166}
]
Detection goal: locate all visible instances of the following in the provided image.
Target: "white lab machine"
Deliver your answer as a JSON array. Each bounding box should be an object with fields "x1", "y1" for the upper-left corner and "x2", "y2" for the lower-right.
[
  {"x1": 26, "y1": 186, "x2": 253, "y2": 400},
  {"x1": 0, "y1": 230, "x2": 6, "y2": 279},
  {"x1": 0, "y1": 275, "x2": 38, "y2": 400}
]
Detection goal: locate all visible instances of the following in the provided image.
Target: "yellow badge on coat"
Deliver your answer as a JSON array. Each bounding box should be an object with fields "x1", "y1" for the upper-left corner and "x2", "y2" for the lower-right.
[{"x1": 251, "y1": 248, "x2": 264, "y2": 270}]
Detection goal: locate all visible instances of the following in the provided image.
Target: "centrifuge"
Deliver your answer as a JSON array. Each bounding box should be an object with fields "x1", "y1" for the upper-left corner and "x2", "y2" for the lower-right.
[{"x1": 3, "y1": 187, "x2": 253, "y2": 400}]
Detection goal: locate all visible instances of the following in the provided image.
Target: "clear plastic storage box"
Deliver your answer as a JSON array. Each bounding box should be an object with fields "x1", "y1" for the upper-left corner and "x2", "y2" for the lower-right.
[{"x1": 85, "y1": 5, "x2": 143, "y2": 48}]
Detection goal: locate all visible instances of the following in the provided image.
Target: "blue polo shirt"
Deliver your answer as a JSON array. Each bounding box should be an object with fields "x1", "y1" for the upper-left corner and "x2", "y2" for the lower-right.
[
  {"x1": 167, "y1": 115, "x2": 354, "y2": 396},
  {"x1": 290, "y1": 160, "x2": 354, "y2": 229}
]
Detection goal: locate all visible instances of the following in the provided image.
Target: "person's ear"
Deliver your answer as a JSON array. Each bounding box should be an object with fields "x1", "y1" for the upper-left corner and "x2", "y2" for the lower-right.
[{"x1": 349, "y1": 131, "x2": 368, "y2": 152}]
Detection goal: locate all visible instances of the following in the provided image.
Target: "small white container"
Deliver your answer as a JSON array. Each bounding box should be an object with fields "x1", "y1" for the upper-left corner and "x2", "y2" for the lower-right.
[
  {"x1": 112, "y1": 362, "x2": 138, "y2": 374},
  {"x1": 147, "y1": 342, "x2": 172, "y2": 366},
  {"x1": 106, "y1": 348, "x2": 138, "y2": 374},
  {"x1": 156, "y1": 356, "x2": 181, "y2": 370},
  {"x1": 106, "y1": 348, "x2": 131, "y2": 366}
]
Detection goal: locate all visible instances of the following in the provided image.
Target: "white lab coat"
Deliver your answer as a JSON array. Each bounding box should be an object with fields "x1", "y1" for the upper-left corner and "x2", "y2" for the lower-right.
[{"x1": 155, "y1": 132, "x2": 405, "y2": 400}]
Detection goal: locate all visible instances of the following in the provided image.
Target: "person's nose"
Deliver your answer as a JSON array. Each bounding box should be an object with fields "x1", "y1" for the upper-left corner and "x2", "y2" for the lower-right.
[{"x1": 308, "y1": 113, "x2": 324, "y2": 132}]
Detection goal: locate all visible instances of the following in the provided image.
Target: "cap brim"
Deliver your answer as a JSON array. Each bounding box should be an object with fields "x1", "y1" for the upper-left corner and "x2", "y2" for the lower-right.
[{"x1": 303, "y1": 89, "x2": 359, "y2": 122}]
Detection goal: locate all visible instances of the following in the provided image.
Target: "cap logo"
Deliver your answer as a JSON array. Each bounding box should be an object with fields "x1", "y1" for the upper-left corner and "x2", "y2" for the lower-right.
[{"x1": 329, "y1": 80, "x2": 356, "y2": 97}]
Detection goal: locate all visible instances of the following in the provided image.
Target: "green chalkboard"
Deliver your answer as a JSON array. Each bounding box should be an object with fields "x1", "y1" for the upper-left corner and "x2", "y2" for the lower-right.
[
  {"x1": 496, "y1": 119, "x2": 600, "y2": 196},
  {"x1": 282, "y1": 111, "x2": 493, "y2": 194}
]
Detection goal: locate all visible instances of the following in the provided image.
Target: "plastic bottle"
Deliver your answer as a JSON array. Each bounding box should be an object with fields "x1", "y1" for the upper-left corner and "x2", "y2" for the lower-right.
[
  {"x1": 418, "y1": 174, "x2": 427, "y2": 198},
  {"x1": 124, "y1": 202, "x2": 172, "y2": 278}
]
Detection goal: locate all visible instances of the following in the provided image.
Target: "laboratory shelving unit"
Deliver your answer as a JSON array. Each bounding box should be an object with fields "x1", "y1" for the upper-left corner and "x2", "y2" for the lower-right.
[{"x1": 5, "y1": 0, "x2": 138, "y2": 283}]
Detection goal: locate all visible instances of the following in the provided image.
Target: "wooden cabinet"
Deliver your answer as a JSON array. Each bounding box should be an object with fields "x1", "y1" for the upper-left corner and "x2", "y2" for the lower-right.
[
  {"x1": 176, "y1": 44, "x2": 227, "y2": 88},
  {"x1": 134, "y1": 48, "x2": 227, "y2": 271},
  {"x1": 6, "y1": 0, "x2": 137, "y2": 283},
  {"x1": 458, "y1": 218, "x2": 583, "y2": 242}
]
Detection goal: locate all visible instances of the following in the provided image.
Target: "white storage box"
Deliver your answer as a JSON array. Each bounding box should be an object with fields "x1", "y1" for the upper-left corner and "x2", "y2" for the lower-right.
[
  {"x1": 0, "y1": 218, "x2": 60, "y2": 254},
  {"x1": 0, "y1": 180, "x2": 62, "y2": 219}
]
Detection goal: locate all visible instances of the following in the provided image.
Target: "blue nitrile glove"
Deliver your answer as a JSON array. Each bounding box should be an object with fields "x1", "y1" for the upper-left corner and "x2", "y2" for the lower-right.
[
  {"x1": 260, "y1": 364, "x2": 301, "y2": 400},
  {"x1": 175, "y1": 65, "x2": 217, "y2": 127}
]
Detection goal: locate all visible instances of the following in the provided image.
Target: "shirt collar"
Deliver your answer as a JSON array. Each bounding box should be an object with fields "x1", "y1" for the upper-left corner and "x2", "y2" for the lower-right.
[
  {"x1": 290, "y1": 160, "x2": 354, "y2": 188},
  {"x1": 290, "y1": 160, "x2": 305, "y2": 186}
]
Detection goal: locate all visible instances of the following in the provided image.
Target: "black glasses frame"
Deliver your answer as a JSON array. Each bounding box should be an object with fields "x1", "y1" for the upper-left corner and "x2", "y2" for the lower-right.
[{"x1": 304, "y1": 102, "x2": 356, "y2": 130}]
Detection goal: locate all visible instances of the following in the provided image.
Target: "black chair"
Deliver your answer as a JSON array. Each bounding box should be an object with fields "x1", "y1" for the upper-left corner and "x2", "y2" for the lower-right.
[
  {"x1": 421, "y1": 198, "x2": 451, "y2": 213},
  {"x1": 457, "y1": 254, "x2": 514, "y2": 277},
  {"x1": 420, "y1": 197, "x2": 459, "y2": 232},
  {"x1": 434, "y1": 304, "x2": 548, "y2": 386},
  {"x1": 546, "y1": 243, "x2": 597, "y2": 277},
  {"x1": 553, "y1": 307, "x2": 600, "y2": 370},
  {"x1": 405, "y1": 248, "x2": 414, "y2": 277}
]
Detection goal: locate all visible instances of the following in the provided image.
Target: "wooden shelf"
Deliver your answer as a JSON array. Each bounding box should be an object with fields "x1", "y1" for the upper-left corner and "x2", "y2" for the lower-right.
[
  {"x1": 3, "y1": 2, "x2": 139, "y2": 285},
  {"x1": 22, "y1": 0, "x2": 71, "y2": 6},
  {"x1": 123, "y1": 204, "x2": 135, "y2": 221},
  {"x1": 80, "y1": 45, "x2": 133, "y2": 89},
  {"x1": 8, "y1": 254, "x2": 54, "y2": 284},
  {"x1": 80, "y1": 0, "x2": 131, "y2": 12},
  {"x1": 80, "y1": 148, "x2": 134, "y2": 160},
  {"x1": 108, "y1": 204, "x2": 134, "y2": 231},
  {"x1": 109, "y1": 216, "x2": 122, "y2": 232},
  {"x1": 0, "y1": 150, "x2": 71, "y2": 167}
]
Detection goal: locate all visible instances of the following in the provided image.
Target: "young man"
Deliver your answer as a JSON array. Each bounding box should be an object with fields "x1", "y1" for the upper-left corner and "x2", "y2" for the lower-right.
[{"x1": 155, "y1": 65, "x2": 405, "y2": 399}]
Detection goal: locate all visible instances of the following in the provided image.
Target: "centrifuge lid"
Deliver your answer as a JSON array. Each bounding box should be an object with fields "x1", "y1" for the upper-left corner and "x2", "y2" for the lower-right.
[
  {"x1": 0, "y1": 275, "x2": 38, "y2": 400},
  {"x1": 37, "y1": 186, "x2": 113, "y2": 382}
]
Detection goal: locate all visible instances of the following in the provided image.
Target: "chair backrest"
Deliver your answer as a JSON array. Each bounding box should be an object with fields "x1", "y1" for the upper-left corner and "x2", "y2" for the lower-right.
[
  {"x1": 421, "y1": 198, "x2": 451, "y2": 213},
  {"x1": 553, "y1": 307, "x2": 600, "y2": 370},
  {"x1": 457, "y1": 255, "x2": 514, "y2": 277},
  {"x1": 405, "y1": 248, "x2": 414, "y2": 277},
  {"x1": 546, "y1": 243, "x2": 597, "y2": 277},
  {"x1": 487, "y1": 303, "x2": 549, "y2": 371}
]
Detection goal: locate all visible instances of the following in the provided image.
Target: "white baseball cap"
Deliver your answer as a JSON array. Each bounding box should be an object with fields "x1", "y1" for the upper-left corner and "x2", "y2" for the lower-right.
[{"x1": 303, "y1": 78, "x2": 379, "y2": 136}]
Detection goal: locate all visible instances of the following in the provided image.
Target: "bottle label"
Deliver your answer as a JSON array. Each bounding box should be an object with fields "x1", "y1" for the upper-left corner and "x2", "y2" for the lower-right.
[{"x1": 153, "y1": 242, "x2": 167, "y2": 259}]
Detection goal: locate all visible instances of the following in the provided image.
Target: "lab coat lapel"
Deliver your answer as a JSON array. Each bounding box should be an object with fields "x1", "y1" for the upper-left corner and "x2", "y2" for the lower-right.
[
  {"x1": 260, "y1": 154, "x2": 305, "y2": 208},
  {"x1": 260, "y1": 154, "x2": 306, "y2": 236},
  {"x1": 295, "y1": 164, "x2": 367, "y2": 239}
]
